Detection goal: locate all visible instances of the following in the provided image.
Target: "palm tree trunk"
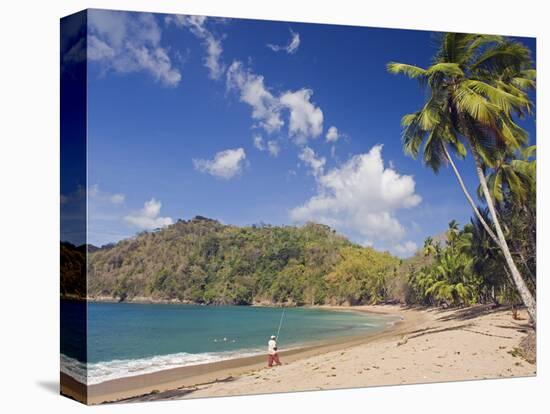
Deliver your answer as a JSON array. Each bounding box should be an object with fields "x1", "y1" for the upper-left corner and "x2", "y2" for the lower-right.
[
  {"x1": 516, "y1": 248, "x2": 536, "y2": 288},
  {"x1": 471, "y1": 149, "x2": 537, "y2": 326},
  {"x1": 442, "y1": 144, "x2": 500, "y2": 246}
]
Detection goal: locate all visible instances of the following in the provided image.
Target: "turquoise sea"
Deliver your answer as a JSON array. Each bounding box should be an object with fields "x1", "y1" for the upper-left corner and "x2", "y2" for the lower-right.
[{"x1": 61, "y1": 301, "x2": 399, "y2": 384}]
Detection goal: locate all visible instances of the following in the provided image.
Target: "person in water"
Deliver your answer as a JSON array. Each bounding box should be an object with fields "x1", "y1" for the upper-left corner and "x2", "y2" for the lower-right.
[{"x1": 267, "y1": 335, "x2": 282, "y2": 367}]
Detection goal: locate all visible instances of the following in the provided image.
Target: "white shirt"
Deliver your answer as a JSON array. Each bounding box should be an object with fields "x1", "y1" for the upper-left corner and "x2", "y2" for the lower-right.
[{"x1": 268, "y1": 339, "x2": 277, "y2": 355}]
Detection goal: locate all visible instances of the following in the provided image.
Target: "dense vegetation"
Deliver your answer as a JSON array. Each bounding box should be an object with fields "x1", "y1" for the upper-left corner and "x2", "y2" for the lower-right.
[
  {"x1": 388, "y1": 33, "x2": 537, "y2": 323},
  {"x1": 85, "y1": 217, "x2": 400, "y2": 305},
  {"x1": 405, "y1": 211, "x2": 535, "y2": 311},
  {"x1": 60, "y1": 242, "x2": 87, "y2": 299}
]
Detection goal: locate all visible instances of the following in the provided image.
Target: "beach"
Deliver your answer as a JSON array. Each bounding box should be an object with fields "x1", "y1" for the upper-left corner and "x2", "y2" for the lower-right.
[{"x1": 61, "y1": 304, "x2": 535, "y2": 404}]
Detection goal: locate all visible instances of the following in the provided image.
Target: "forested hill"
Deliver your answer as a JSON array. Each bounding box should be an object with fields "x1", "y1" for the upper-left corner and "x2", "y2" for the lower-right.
[{"x1": 85, "y1": 216, "x2": 402, "y2": 305}]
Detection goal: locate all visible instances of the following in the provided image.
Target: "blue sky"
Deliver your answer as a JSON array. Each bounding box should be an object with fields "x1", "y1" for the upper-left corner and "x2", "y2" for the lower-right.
[{"x1": 62, "y1": 9, "x2": 536, "y2": 257}]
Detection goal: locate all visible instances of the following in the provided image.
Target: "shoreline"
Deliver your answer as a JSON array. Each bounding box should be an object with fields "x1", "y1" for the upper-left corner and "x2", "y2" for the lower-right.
[
  {"x1": 61, "y1": 304, "x2": 535, "y2": 405},
  {"x1": 66, "y1": 295, "x2": 391, "y2": 308},
  {"x1": 181, "y1": 305, "x2": 535, "y2": 400},
  {"x1": 62, "y1": 304, "x2": 416, "y2": 404}
]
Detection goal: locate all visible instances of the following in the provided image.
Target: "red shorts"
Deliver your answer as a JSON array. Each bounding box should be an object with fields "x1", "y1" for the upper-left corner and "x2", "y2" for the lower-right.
[{"x1": 268, "y1": 353, "x2": 281, "y2": 367}]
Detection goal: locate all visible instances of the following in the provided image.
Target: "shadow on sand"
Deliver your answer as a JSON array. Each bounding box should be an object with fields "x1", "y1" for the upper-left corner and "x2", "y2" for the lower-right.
[{"x1": 111, "y1": 376, "x2": 238, "y2": 404}]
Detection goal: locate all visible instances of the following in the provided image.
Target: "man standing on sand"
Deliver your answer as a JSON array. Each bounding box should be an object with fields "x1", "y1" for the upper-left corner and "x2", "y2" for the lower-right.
[{"x1": 267, "y1": 335, "x2": 282, "y2": 367}]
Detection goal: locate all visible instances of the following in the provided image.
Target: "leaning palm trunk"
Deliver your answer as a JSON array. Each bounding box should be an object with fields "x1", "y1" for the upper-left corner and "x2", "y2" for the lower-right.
[
  {"x1": 442, "y1": 144, "x2": 500, "y2": 246},
  {"x1": 472, "y1": 149, "x2": 537, "y2": 325},
  {"x1": 517, "y1": 252, "x2": 536, "y2": 287}
]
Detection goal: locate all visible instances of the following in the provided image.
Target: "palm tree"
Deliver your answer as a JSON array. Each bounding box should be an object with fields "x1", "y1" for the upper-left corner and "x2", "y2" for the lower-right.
[
  {"x1": 423, "y1": 236, "x2": 442, "y2": 259},
  {"x1": 426, "y1": 249, "x2": 476, "y2": 307},
  {"x1": 423, "y1": 236, "x2": 434, "y2": 256},
  {"x1": 479, "y1": 145, "x2": 535, "y2": 206},
  {"x1": 446, "y1": 220, "x2": 460, "y2": 249},
  {"x1": 387, "y1": 33, "x2": 537, "y2": 324},
  {"x1": 462, "y1": 210, "x2": 509, "y2": 304},
  {"x1": 481, "y1": 146, "x2": 537, "y2": 288}
]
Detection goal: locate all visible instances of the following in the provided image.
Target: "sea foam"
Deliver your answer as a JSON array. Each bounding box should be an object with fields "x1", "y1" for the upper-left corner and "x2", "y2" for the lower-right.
[{"x1": 61, "y1": 349, "x2": 264, "y2": 385}]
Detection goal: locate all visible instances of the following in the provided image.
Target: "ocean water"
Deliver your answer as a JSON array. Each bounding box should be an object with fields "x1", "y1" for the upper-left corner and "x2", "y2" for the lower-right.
[{"x1": 61, "y1": 301, "x2": 399, "y2": 384}]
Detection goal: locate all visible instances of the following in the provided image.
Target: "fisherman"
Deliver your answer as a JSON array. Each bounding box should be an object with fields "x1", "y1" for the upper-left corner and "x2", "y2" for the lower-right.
[{"x1": 267, "y1": 335, "x2": 282, "y2": 367}]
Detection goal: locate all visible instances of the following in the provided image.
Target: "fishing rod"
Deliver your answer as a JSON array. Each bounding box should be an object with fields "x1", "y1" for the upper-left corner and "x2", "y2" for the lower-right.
[{"x1": 276, "y1": 306, "x2": 286, "y2": 344}]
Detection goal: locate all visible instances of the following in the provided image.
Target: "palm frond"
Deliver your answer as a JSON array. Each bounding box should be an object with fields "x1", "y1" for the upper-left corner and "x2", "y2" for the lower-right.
[
  {"x1": 453, "y1": 83, "x2": 500, "y2": 125},
  {"x1": 511, "y1": 76, "x2": 536, "y2": 91},
  {"x1": 422, "y1": 128, "x2": 446, "y2": 173},
  {"x1": 489, "y1": 170, "x2": 503, "y2": 203},
  {"x1": 499, "y1": 116, "x2": 528, "y2": 149},
  {"x1": 387, "y1": 62, "x2": 427, "y2": 79},
  {"x1": 438, "y1": 33, "x2": 477, "y2": 64},
  {"x1": 401, "y1": 112, "x2": 426, "y2": 158},
  {"x1": 503, "y1": 166, "x2": 527, "y2": 204},
  {"x1": 520, "y1": 145, "x2": 536, "y2": 160},
  {"x1": 470, "y1": 41, "x2": 532, "y2": 74},
  {"x1": 426, "y1": 62, "x2": 464, "y2": 77},
  {"x1": 465, "y1": 35, "x2": 504, "y2": 60},
  {"x1": 445, "y1": 127, "x2": 467, "y2": 159},
  {"x1": 463, "y1": 80, "x2": 529, "y2": 115},
  {"x1": 418, "y1": 99, "x2": 442, "y2": 130}
]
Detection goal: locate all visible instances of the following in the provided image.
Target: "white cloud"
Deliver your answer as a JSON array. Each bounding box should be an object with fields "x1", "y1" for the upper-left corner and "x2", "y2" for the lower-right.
[
  {"x1": 166, "y1": 15, "x2": 225, "y2": 80},
  {"x1": 253, "y1": 135, "x2": 281, "y2": 157},
  {"x1": 61, "y1": 14, "x2": 87, "y2": 67},
  {"x1": 226, "y1": 61, "x2": 284, "y2": 133},
  {"x1": 280, "y1": 89, "x2": 324, "y2": 144},
  {"x1": 89, "y1": 184, "x2": 125, "y2": 205},
  {"x1": 226, "y1": 61, "x2": 325, "y2": 143},
  {"x1": 193, "y1": 148, "x2": 247, "y2": 179},
  {"x1": 326, "y1": 126, "x2": 340, "y2": 143},
  {"x1": 267, "y1": 140, "x2": 281, "y2": 157},
  {"x1": 63, "y1": 37, "x2": 87, "y2": 64},
  {"x1": 253, "y1": 134, "x2": 265, "y2": 151},
  {"x1": 87, "y1": 35, "x2": 115, "y2": 60},
  {"x1": 109, "y1": 194, "x2": 126, "y2": 204},
  {"x1": 298, "y1": 147, "x2": 326, "y2": 178},
  {"x1": 290, "y1": 144, "x2": 422, "y2": 244},
  {"x1": 88, "y1": 184, "x2": 100, "y2": 198},
  {"x1": 394, "y1": 241, "x2": 418, "y2": 256},
  {"x1": 124, "y1": 198, "x2": 173, "y2": 230},
  {"x1": 267, "y1": 29, "x2": 301, "y2": 54},
  {"x1": 88, "y1": 10, "x2": 181, "y2": 86}
]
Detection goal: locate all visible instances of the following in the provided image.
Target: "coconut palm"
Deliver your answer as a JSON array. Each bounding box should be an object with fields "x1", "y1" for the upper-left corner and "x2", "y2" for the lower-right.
[
  {"x1": 425, "y1": 249, "x2": 476, "y2": 306},
  {"x1": 387, "y1": 33, "x2": 537, "y2": 324},
  {"x1": 481, "y1": 146, "x2": 537, "y2": 288},
  {"x1": 423, "y1": 236, "x2": 439, "y2": 257},
  {"x1": 479, "y1": 145, "x2": 535, "y2": 210},
  {"x1": 446, "y1": 220, "x2": 460, "y2": 249},
  {"x1": 462, "y1": 210, "x2": 508, "y2": 303}
]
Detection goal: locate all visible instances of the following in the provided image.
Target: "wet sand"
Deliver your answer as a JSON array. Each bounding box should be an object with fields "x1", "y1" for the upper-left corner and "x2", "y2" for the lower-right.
[
  {"x1": 61, "y1": 305, "x2": 535, "y2": 404},
  {"x1": 63, "y1": 305, "x2": 420, "y2": 404}
]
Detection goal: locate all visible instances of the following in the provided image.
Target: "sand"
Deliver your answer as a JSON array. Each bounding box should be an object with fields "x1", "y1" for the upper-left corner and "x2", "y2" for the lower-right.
[
  {"x1": 63, "y1": 304, "x2": 536, "y2": 404},
  {"x1": 182, "y1": 305, "x2": 535, "y2": 399}
]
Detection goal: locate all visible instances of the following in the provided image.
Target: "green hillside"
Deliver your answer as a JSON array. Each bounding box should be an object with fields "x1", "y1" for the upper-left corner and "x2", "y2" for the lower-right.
[{"x1": 86, "y1": 216, "x2": 401, "y2": 305}]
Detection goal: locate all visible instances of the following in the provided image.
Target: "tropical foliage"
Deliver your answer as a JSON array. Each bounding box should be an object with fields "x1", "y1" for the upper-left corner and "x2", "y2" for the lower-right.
[
  {"x1": 388, "y1": 33, "x2": 536, "y2": 323},
  {"x1": 407, "y1": 221, "x2": 480, "y2": 306}
]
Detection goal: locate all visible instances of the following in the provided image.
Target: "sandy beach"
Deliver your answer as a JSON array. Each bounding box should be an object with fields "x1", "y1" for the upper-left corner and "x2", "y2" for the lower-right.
[{"x1": 61, "y1": 304, "x2": 535, "y2": 404}]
